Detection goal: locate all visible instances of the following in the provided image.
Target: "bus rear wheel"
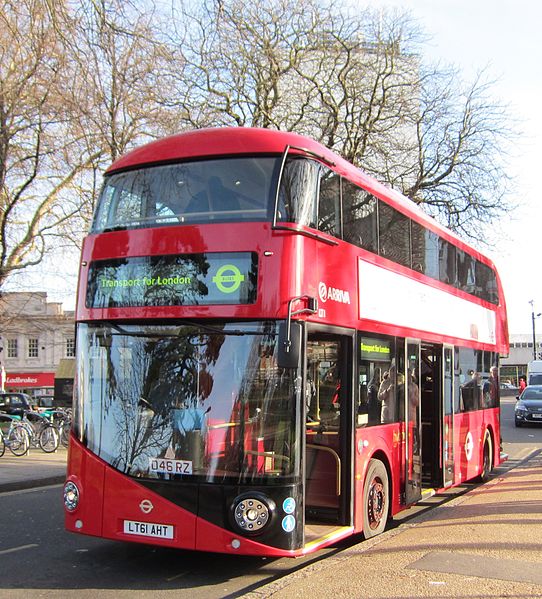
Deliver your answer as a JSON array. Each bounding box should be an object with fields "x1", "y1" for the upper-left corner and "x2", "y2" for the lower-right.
[
  {"x1": 478, "y1": 433, "x2": 493, "y2": 483},
  {"x1": 363, "y1": 459, "x2": 389, "y2": 539}
]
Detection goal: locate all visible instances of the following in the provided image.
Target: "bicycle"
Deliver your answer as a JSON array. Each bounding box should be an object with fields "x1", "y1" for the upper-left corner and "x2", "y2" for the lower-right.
[
  {"x1": 20, "y1": 410, "x2": 60, "y2": 453},
  {"x1": 0, "y1": 414, "x2": 31, "y2": 456},
  {"x1": 42, "y1": 408, "x2": 72, "y2": 448}
]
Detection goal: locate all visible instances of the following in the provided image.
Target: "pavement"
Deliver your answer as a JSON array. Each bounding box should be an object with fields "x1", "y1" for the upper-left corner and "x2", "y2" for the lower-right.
[
  {"x1": 0, "y1": 446, "x2": 67, "y2": 493},
  {"x1": 245, "y1": 450, "x2": 542, "y2": 598},
  {"x1": 2, "y1": 448, "x2": 542, "y2": 597}
]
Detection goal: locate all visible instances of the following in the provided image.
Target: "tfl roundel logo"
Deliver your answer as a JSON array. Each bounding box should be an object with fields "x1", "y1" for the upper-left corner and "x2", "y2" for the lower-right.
[
  {"x1": 212, "y1": 264, "x2": 245, "y2": 294},
  {"x1": 318, "y1": 282, "x2": 328, "y2": 303}
]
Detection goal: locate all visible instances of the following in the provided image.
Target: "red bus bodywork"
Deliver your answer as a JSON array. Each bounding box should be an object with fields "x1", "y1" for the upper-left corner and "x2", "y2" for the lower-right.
[{"x1": 65, "y1": 128, "x2": 508, "y2": 557}]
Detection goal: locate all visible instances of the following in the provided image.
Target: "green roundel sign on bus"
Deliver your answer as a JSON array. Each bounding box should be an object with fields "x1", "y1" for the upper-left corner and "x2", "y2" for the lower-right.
[{"x1": 212, "y1": 264, "x2": 245, "y2": 294}]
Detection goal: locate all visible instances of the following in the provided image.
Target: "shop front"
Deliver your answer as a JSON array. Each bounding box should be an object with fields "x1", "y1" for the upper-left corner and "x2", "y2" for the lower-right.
[{"x1": 5, "y1": 372, "x2": 55, "y2": 396}]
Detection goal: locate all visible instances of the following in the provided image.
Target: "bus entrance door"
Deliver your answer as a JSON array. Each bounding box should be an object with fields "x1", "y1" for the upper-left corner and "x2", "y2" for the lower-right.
[
  {"x1": 304, "y1": 333, "x2": 353, "y2": 541},
  {"x1": 405, "y1": 341, "x2": 422, "y2": 504},
  {"x1": 442, "y1": 345, "x2": 455, "y2": 488},
  {"x1": 420, "y1": 344, "x2": 455, "y2": 490}
]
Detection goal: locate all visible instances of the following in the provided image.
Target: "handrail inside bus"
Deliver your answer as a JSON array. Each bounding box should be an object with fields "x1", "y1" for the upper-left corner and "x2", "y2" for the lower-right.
[{"x1": 306, "y1": 443, "x2": 341, "y2": 496}]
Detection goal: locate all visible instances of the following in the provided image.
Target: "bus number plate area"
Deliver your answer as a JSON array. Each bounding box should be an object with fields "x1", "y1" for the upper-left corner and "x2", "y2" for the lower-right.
[
  {"x1": 149, "y1": 457, "x2": 193, "y2": 475},
  {"x1": 123, "y1": 520, "x2": 175, "y2": 539}
]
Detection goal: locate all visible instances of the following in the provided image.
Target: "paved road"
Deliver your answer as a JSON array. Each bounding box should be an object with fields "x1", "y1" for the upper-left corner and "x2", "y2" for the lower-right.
[
  {"x1": 0, "y1": 483, "x2": 332, "y2": 598},
  {"x1": 0, "y1": 397, "x2": 538, "y2": 598},
  {"x1": 500, "y1": 396, "x2": 541, "y2": 459}
]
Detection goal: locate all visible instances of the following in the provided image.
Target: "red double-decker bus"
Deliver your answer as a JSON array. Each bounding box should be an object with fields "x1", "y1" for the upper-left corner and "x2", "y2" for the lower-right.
[{"x1": 64, "y1": 127, "x2": 508, "y2": 557}]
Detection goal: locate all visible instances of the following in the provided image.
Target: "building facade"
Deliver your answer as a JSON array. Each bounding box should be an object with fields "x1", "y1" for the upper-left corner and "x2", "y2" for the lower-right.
[
  {"x1": 0, "y1": 292, "x2": 75, "y2": 397},
  {"x1": 500, "y1": 333, "x2": 542, "y2": 385}
]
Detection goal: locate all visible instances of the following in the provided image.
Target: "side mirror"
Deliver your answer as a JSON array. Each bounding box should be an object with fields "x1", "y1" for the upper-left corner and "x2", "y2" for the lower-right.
[{"x1": 277, "y1": 322, "x2": 301, "y2": 369}]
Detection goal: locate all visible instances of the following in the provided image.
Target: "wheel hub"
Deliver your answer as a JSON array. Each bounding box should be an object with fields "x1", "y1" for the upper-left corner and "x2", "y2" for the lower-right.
[{"x1": 368, "y1": 478, "x2": 384, "y2": 529}]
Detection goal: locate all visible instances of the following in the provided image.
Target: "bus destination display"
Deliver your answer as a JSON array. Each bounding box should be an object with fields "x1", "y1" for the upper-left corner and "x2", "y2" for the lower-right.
[{"x1": 86, "y1": 252, "x2": 257, "y2": 308}]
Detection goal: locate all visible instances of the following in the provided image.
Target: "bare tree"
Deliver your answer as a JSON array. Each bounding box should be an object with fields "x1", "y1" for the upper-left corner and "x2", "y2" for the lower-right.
[
  {"x1": 0, "y1": 0, "x2": 182, "y2": 291},
  {"x1": 169, "y1": 0, "x2": 514, "y2": 240},
  {"x1": 405, "y1": 68, "x2": 514, "y2": 238},
  {"x1": 0, "y1": 0, "x2": 99, "y2": 289},
  {"x1": 55, "y1": 0, "x2": 181, "y2": 237},
  {"x1": 168, "y1": 0, "x2": 322, "y2": 129},
  {"x1": 0, "y1": 0, "x2": 515, "y2": 294}
]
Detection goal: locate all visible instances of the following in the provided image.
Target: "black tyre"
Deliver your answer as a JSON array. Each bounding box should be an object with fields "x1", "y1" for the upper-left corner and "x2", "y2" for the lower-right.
[
  {"x1": 478, "y1": 433, "x2": 493, "y2": 483},
  {"x1": 8, "y1": 426, "x2": 30, "y2": 456},
  {"x1": 362, "y1": 458, "x2": 389, "y2": 539},
  {"x1": 515, "y1": 419, "x2": 522, "y2": 427},
  {"x1": 39, "y1": 425, "x2": 59, "y2": 453},
  {"x1": 60, "y1": 424, "x2": 70, "y2": 448},
  {"x1": 0, "y1": 434, "x2": 5, "y2": 457}
]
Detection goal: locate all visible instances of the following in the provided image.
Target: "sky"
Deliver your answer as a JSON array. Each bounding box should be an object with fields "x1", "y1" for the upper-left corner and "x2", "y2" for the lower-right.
[{"x1": 9, "y1": 0, "x2": 541, "y2": 335}]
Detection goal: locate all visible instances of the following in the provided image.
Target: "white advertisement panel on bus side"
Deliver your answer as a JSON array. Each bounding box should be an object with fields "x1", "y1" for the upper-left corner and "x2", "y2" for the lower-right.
[{"x1": 358, "y1": 258, "x2": 496, "y2": 345}]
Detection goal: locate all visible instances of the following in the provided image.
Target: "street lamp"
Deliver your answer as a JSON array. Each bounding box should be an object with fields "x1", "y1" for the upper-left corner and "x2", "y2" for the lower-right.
[{"x1": 530, "y1": 300, "x2": 541, "y2": 361}]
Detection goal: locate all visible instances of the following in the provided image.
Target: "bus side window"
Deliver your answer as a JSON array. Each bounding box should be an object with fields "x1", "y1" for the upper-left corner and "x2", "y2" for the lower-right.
[
  {"x1": 411, "y1": 221, "x2": 439, "y2": 277},
  {"x1": 457, "y1": 250, "x2": 476, "y2": 295},
  {"x1": 378, "y1": 202, "x2": 410, "y2": 268},
  {"x1": 277, "y1": 158, "x2": 318, "y2": 227},
  {"x1": 439, "y1": 239, "x2": 457, "y2": 286},
  {"x1": 342, "y1": 180, "x2": 378, "y2": 253},
  {"x1": 318, "y1": 171, "x2": 340, "y2": 237}
]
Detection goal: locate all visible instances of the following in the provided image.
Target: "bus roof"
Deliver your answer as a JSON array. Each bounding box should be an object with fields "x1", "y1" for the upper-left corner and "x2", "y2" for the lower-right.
[{"x1": 106, "y1": 127, "x2": 493, "y2": 268}]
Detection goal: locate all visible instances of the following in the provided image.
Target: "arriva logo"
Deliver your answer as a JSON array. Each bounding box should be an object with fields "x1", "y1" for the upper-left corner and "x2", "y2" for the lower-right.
[
  {"x1": 212, "y1": 264, "x2": 245, "y2": 294},
  {"x1": 318, "y1": 282, "x2": 351, "y2": 304}
]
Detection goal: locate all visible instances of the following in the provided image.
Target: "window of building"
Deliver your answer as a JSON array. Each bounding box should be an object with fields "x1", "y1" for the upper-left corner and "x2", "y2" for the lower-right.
[
  {"x1": 28, "y1": 338, "x2": 39, "y2": 358},
  {"x1": 7, "y1": 338, "x2": 18, "y2": 358},
  {"x1": 66, "y1": 338, "x2": 76, "y2": 358}
]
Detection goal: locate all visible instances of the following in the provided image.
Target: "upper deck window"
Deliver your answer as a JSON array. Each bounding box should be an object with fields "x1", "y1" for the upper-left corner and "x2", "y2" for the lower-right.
[
  {"x1": 276, "y1": 157, "x2": 341, "y2": 237},
  {"x1": 378, "y1": 202, "x2": 410, "y2": 268},
  {"x1": 277, "y1": 158, "x2": 319, "y2": 228},
  {"x1": 342, "y1": 180, "x2": 378, "y2": 253},
  {"x1": 91, "y1": 157, "x2": 281, "y2": 232},
  {"x1": 411, "y1": 221, "x2": 439, "y2": 277}
]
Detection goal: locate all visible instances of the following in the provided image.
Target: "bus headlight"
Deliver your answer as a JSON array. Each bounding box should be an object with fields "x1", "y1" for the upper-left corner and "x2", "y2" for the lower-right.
[
  {"x1": 232, "y1": 493, "x2": 275, "y2": 534},
  {"x1": 64, "y1": 481, "x2": 80, "y2": 512}
]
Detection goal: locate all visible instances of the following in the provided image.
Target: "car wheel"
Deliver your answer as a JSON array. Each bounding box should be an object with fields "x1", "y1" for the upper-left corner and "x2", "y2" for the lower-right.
[{"x1": 515, "y1": 419, "x2": 522, "y2": 427}]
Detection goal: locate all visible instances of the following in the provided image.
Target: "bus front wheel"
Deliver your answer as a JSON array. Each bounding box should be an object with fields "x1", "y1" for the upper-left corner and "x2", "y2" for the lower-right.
[{"x1": 362, "y1": 459, "x2": 389, "y2": 539}]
